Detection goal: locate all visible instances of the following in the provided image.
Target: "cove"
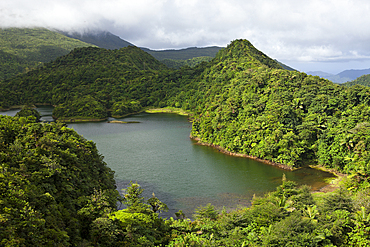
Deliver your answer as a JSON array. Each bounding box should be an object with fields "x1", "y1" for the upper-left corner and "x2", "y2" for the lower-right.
[{"x1": 1, "y1": 107, "x2": 335, "y2": 218}]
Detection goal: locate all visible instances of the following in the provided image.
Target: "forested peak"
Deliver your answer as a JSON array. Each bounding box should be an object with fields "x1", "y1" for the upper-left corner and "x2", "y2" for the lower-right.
[
  {"x1": 52, "y1": 45, "x2": 167, "y2": 71},
  {"x1": 214, "y1": 39, "x2": 283, "y2": 70},
  {"x1": 344, "y1": 74, "x2": 370, "y2": 87}
]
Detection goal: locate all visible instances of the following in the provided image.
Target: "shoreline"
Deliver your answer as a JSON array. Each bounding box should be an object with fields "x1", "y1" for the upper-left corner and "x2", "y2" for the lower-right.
[
  {"x1": 107, "y1": 120, "x2": 140, "y2": 124},
  {"x1": 145, "y1": 107, "x2": 192, "y2": 116},
  {"x1": 190, "y1": 136, "x2": 294, "y2": 171},
  {"x1": 190, "y1": 136, "x2": 344, "y2": 192},
  {"x1": 54, "y1": 117, "x2": 108, "y2": 123}
]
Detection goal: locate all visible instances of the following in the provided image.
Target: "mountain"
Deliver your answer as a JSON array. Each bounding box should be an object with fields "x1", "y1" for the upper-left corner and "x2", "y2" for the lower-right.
[
  {"x1": 60, "y1": 30, "x2": 135, "y2": 50},
  {"x1": 141, "y1": 46, "x2": 223, "y2": 60},
  {"x1": 337, "y1": 68, "x2": 370, "y2": 80},
  {"x1": 4, "y1": 38, "x2": 370, "y2": 173},
  {"x1": 172, "y1": 39, "x2": 370, "y2": 172},
  {"x1": 2, "y1": 38, "x2": 370, "y2": 246},
  {"x1": 62, "y1": 29, "x2": 223, "y2": 63},
  {"x1": 307, "y1": 68, "x2": 370, "y2": 83},
  {"x1": 0, "y1": 45, "x2": 177, "y2": 118},
  {"x1": 160, "y1": 56, "x2": 214, "y2": 69},
  {"x1": 0, "y1": 28, "x2": 95, "y2": 80},
  {"x1": 275, "y1": 60, "x2": 296, "y2": 71},
  {"x1": 344, "y1": 74, "x2": 370, "y2": 87},
  {"x1": 306, "y1": 71, "x2": 350, "y2": 83},
  {"x1": 307, "y1": 71, "x2": 334, "y2": 78}
]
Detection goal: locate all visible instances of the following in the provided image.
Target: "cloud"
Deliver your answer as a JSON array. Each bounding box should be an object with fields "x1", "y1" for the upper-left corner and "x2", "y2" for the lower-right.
[{"x1": 2, "y1": 0, "x2": 370, "y2": 72}]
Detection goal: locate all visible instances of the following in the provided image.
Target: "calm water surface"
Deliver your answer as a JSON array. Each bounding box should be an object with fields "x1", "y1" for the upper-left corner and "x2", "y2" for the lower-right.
[{"x1": 1, "y1": 107, "x2": 335, "y2": 217}]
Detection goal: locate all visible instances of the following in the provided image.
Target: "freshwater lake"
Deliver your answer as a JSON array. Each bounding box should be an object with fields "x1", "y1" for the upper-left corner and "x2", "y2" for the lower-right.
[{"x1": 1, "y1": 107, "x2": 335, "y2": 218}]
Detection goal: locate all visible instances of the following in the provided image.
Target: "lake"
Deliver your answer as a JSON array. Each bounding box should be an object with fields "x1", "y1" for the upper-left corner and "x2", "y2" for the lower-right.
[{"x1": 1, "y1": 107, "x2": 335, "y2": 218}]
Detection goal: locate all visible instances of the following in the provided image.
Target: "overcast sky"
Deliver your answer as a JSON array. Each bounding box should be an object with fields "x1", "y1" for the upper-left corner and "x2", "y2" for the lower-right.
[{"x1": 1, "y1": 0, "x2": 370, "y2": 74}]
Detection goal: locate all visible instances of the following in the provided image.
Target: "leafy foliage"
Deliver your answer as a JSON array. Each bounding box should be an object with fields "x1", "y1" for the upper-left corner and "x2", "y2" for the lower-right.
[
  {"x1": 0, "y1": 45, "x2": 177, "y2": 117},
  {"x1": 0, "y1": 28, "x2": 94, "y2": 80},
  {"x1": 15, "y1": 106, "x2": 41, "y2": 122},
  {"x1": 143, "y1": 46, "x2": 222, "y2": 60},
  {"x1": 4, "y1": 37, "x2": 370, "y2": 246},
  {"x1": 53, "y1": 95, "x2": 108, "y2": 120},
  {"x1": 0, "y1": 115, "x2": 119, "y2": 245},
  {"x1": 161, "y1": 56, "x2": 213, "y2": 69},
  {"x1": 4, "y1": 39, "x2": 370, "y2": 176},
  {"x1": 112, "y1": 100, "x2": 142, "y2": 118},
  {"x1": 344, "y1": 74, "x2": 370, "y2": 87}
]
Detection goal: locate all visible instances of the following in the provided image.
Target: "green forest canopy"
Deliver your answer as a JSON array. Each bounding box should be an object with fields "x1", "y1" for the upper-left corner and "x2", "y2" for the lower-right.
[
  {"x1": 344, "y1": 74, "x2": 370, "y2": 87},
  {"x1": 0, "y1": 28, "x2": 95, "y2": 80},
  {"x1": 2, "y1": 39, "x2": 370, "y2": 246},
  {"x1": 0, "y1": 115, "x2": 119, "y2": 245},
  {"x1": 1, "y1": 116, "x2": 369, "y2": 246},
  {"x1": 2, "y1": 39, "x2": 370, "y2": 177}
]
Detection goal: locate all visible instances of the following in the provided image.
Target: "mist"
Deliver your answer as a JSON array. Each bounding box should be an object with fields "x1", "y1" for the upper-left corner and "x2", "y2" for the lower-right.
[{"x1": 2, "y1": 0, "x2": 370, "y2": 73}]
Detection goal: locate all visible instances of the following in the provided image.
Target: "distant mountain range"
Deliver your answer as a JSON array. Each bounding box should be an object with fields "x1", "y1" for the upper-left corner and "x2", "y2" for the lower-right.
[
  {"x1": 60, "y1": 30, "x2": 135, "y2": 50},
  {"x1": 63, "y1": 30, "x2": 224, "y2": 61},
  {"x1": 7, "y1": 27, "x2": 368, "y2": 83},
  {"x1": 57, "y1": 31, "x2": 298, "y2": 70},
  {"x1": 307, "y1": 69, "x2": 370, "y2": 83},
  {"x1": 343, "y1": 74, "x2": 370, "y2": 87}
]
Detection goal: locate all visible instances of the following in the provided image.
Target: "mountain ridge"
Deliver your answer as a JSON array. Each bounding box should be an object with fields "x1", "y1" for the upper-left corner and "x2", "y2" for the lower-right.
[
  {"x1": 0, "y1": 28, "x2": 95, "y2": 80},
  {"x1": 59, "y1": 30, "x2": 135, "y2": 50},
  {"x1": 307, "y1": 68, "x2": 370, "y2": 83}
]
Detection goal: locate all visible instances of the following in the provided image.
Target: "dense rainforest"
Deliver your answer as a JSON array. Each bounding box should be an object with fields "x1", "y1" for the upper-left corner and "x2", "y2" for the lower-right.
[
  {"x1": 2, "y1": 39, "x2": 370, "y2": 174},
  {"x1": 0, "y1": 28, "x2": 95, "y2": 80},
  {"x1": 0, "y1": 115, "x2": 120, "y2": 245},
  {"x1": 1, "y1": 116, "x2": 369, "y2": 246},
  {"x1": 0, "y1": 28, "x2": 222, "y2": 80},
  {"x1": 344, "y1": 74, "x2": 370, "y2": 87},
  {"x1": 1, "y1": 39, "x2": 370, "y2": 245}
]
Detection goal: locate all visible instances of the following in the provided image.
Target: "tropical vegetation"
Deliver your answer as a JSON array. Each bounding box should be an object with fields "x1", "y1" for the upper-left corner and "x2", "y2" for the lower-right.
[
  {"x1": 0, "y1": 114, "x2": 119, "y2": 246},
  {"x1": 344, "y1": 74, "x2": 370, "y2": 87},
  {"x1": 2, "y1": 37, "x2": 370, "y2": 245},
  {"x1": 0, "y1": 28, "x2": 94, "y2": 80}
]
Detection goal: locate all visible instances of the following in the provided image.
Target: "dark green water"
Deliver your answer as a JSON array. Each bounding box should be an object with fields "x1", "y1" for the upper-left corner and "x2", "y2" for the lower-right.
[{"x1": 1, "y1": 107, "x2": 335, "y2": 218}]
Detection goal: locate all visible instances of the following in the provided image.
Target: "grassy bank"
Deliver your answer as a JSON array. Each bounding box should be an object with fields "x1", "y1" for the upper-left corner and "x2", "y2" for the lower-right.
[
  {"x1": 54, "y1": 117, "x2": 107, "y2": 123},
  {"x1": 145, "y1": 107, "x2": 192, "y2": 116}
]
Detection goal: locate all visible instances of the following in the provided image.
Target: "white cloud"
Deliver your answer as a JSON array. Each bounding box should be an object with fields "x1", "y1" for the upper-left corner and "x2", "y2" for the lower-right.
[{"x1": 1, "y1": 0, "x2": 370, "y2": 72}]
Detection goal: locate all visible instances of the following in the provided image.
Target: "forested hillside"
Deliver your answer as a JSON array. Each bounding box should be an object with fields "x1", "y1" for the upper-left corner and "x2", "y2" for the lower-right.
[
  {"x1": 142, "y1": 46, "x2": 222, "y2": 60},
  {"x1": 0, "y1": 45, "x2": 183, "y2": 119},
  {"x1": 168, "y1": 40, "x2": 370, "y2": 178},
  {"x1": 60, "y1": 30, "x2": 135, "y2": 50},
  {"x1": 344, "y1": 74, "x2": 370, "y2": 87},
  {"x1": 3, "y1": 39, "x2": 370, "y2": 176},
  {"x1": 160, "y1": 56, "x2": 214, "y2": 69},
  {"x1": 0, "y1": 28, "x2": 94, "y2": 80},
  {"x1": 0, "y1": 115, "x2": 119, "y2": 245},
  {"x1": 2, "y1": 39, "x2": 370, "y2": 245}
]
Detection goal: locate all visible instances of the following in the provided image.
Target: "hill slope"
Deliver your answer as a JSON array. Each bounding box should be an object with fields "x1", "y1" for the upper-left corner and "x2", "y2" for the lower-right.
[
  {"x1": 0, "y1": 115, "x2": 119, "y2": 245},
  {"x1": 166, "y1": 40, "x2": 370, "y2": 175},
  {"x1": 0, "y1": 45, "x2": 189, "y2": 119},
  {"x1": 308, "y1": 68, "x2": 370, "y2": 83},
  {"x1": 337, "y1": 68, "x2": 370, "y2": 80},
  {"x1": 0, "y1": 28, "x2": 95, "y2": 80},
  {"x1": 3, "y1": 39, "x2": 370, "y2": 176},
  {"x1": 60, "y1": 30, "x2": 135, "y2": 50},
  {"x1": 344, "y1": 74, "x2": 370, "y2": 87},
  {"x1": 2, "y1": 39, "x2": 370, "y2": 246},
  {"x1": 141, "y1": 46, "x2": 222, "y2": 60}
]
